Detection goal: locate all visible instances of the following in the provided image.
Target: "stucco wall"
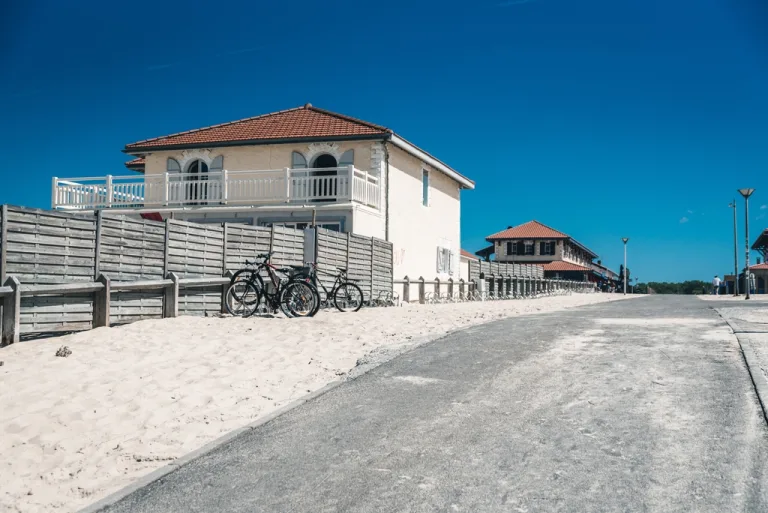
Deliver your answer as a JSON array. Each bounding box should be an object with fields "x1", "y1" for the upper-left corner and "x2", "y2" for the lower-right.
[
  {"x1": 351, "y1": 205, "x2": 385, "y2": 239},
  {"x1": 142, "y1": 141, "x2": 375, "y2": 176},
  {"x1": 387, "y1": 145, "x2": 461, "y2": 284}
]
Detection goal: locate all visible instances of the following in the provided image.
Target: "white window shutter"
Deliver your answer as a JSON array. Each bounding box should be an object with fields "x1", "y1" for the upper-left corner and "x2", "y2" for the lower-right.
[
  {"x1": 437, "y1": 247, "x2": 444, "y2": 273},
  {"x1": 339, "y1": 149, "x2": 354, "y2": 168},
  {"x1": 210, "y1": 155, "x2": 224, "y2": 172}
]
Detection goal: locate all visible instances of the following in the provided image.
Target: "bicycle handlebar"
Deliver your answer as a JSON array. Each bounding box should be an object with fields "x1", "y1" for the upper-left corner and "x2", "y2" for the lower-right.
[{"x1": 245, "y1": 252, "x2": 275, "y2": 266}]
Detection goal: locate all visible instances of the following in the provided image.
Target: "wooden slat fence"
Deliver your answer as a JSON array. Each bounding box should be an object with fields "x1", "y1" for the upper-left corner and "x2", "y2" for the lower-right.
[
  {"x1": 0, "y1": 205, "x2": 395, "y2": 338},
  {"x1": 99, "y1": 215, "x2": 165, "y2": 324},
  {"x1": 314, "y1": 228, "x2": 394, "y2": 303}
]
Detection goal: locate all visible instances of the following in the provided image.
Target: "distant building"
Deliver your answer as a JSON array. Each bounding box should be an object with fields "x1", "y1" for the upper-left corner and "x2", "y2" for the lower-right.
[{"x1": 483, "y1": 220, "x2": 609, "y2": 283}]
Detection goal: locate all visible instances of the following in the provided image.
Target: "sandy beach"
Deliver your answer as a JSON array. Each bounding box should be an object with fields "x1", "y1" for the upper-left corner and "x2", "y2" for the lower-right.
[{"x1": 1, "y1": 293, "x2": 632, "y2": 513}]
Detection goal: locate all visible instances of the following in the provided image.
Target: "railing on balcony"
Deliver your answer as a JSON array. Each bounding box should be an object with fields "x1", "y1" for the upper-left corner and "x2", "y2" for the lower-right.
[{"x1": 52, "y1": 166, "x2": 381, "y2": 211}]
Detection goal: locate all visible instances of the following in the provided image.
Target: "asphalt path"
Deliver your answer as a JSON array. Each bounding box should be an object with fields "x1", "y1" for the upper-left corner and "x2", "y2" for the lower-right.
[{"x1": 98, "y1": 296, "x2": 768, "y2": 513}]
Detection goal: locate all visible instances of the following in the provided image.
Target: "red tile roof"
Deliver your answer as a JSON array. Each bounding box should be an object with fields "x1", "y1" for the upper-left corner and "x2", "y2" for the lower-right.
[
  {"x1": 460, "y1": 249, "x2": 478, "y2": 260},
  {"x1": 486, "y1": 220, "x2": 569, "y2": 241},
  {"x1": 486, "y1": 220, "x2": 597, "y2": 258},
  {"x1": 125, "y1": 157, "x2": 145, "y2": 170},
  {"x1": 541, "y1": 261, "x2": 592, "y2": 272},
  {"x1": 124, "y1": 104, "x2": 391, "y2": 151},
  {"x1": 750, "y1": 263, "x2": 768, "y2": 270}
]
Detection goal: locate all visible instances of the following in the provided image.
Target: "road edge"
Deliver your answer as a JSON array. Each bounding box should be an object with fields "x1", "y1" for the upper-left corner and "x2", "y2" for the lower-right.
[
  {"x1": 713, "y1": 308, "x2": 768, "y2": 426},
  {"x1": 78, "y1": 380, "x2": 344, "y2": 513},
  {"x1": 79, "y1": 295, "x2": 633, "y2": 512}
]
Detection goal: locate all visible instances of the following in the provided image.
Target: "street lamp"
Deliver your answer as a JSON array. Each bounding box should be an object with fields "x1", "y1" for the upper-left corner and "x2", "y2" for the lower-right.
[
  {"x1": 729, "y1": 200, "x2": 739, "y2": 296},
  {"x1": 622, "y1": 237, "x2": 629, "y2": 296},
  {"x1": 738, "y1": 188, "x2": 755, "y2": 300}
]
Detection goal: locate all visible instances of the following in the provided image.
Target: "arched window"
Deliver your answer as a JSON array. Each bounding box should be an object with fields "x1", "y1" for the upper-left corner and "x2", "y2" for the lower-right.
[
  {"x1": 312, "y1": 154, "x2": 338, "y2": 169},
  {"x1": 210, "y1": 155, "x2": 224, "y2": 173},
  {"x1": 187, "y1": 159, "x2": 209, "y2": 175},
  {"x1": 339, "y1": 149, "x2": 354, "y2": 168},
  {"x1": 292, "y1": 151, "x2": 307, "y2": 169},
  {"x1": 167, "y1": 158, "x2": 181, "y2": 173}
]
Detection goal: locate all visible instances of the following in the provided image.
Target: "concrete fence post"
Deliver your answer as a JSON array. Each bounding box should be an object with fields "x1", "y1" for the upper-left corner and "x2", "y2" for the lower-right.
[
  {"x1": 221, "y1": 270, "x2": 233, "y2": 314},
  {"x1": 447, "y1": 277, "x2": 454, "y2": 297},
  {"x1": 435, "y1": 277, "x2": 441, "y2": 298},
  {"x1": 459, "y1": 278, "x2": 465, "y2": 296},
  {"x1": 418, "y1": 276, "x2": 425, "y2": 304},
  {"x1": 403, "y1": 276, "x2": 410, "y2": 303},
  {"x1": 164, "y1": 272, "x2": 180, "y2": 318},
  {"x1": 93, "y1": 274, "x2": 111, "y2": 328},
  {"x1": 1, "y1": 276, "x2": 20, "y2": 346}
]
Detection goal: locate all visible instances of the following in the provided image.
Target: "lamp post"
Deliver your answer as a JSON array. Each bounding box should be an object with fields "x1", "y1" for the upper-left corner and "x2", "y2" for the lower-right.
[
  {"x1": 738, "y1": 189, "x2": 755, "y2": 300},
  {"x1": 621, "y1": 237, "x2": 629, "y2": 296},
  {"x1": 729, "y1": 200, "x2": 740, "y2": 296}
]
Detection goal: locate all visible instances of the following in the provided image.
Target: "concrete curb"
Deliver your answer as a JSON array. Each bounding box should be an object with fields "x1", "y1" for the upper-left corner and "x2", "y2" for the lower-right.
[
  {"x1": 713, "y1": 309, "x2": 768, "y2": 426},
  {"x1": 78, "y1": 380, "x2": 343, "y2": 513}
]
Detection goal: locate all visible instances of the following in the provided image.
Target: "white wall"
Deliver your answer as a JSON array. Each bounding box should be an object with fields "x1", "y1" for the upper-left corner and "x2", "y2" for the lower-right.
[{"x1": 387, "y1": 145, "x2": 462, "y2": 284}]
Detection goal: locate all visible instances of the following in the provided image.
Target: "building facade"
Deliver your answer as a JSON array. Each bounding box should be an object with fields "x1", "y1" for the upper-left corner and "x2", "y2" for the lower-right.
[
  {"x1": 483, "y1": 220, "x2": 600, "y2": 282},
  {"x1": 51, "y1": 104, "x2": 475, "y2": 287}
]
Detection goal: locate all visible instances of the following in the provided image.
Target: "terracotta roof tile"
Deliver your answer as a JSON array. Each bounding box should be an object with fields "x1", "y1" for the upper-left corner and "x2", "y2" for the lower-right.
[
  {"x1": 750, "y1": 263, "x2": 768, "y2": 270},
  {"x1": 124, "y1": 104, "x2": 391, "y2": 151},
  {"x1": 460, "y1": 249, "x2": 478, "y2": 260},
  {"x1": 486, "y1": 221, "x2": 569, "y2": 241},
  {"x1": 541, "y1": 261, "x2": 592, "y2": 272},
  {"x1": 125, "y1": 157, "x2": 145, "y2": 169}
]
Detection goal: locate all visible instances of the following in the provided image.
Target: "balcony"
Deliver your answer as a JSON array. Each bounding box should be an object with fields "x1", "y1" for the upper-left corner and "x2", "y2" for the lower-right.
[{"x1": 52, "y1": 166, "x2": 381, "y2": 211}]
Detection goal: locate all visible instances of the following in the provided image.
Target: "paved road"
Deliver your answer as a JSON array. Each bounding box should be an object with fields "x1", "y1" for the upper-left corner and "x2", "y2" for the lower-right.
[{"x1": 101, "y1": 296, "x2": 768, "y2": 512}]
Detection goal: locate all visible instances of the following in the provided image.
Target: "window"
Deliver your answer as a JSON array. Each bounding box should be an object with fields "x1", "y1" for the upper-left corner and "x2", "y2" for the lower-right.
[
  {"x1": 507, "y1": 241, "x2": 514, "y2": 255},
  {"x1": 265, "y1": 221, "x2": 342, "y2": 232},
  {"x1": 437, "y1": 247, "x2": 454, "y2": 274},
  {"x1": 524, "y1": 241, "x2": 534, "y2": 255},
  {"x1": 540, "y1": 241, "x2": 555, "y2": 256},
  {"x1": 338, "y1": 149, "x2": 354, "y2": 168},
  {"x1": 210, "y1": 155, "x2": 224, "y2": 173},
  {"x1": 292, "y1": 151, "x2": 307, "y2": 169},
  {"x1": 167, "y1": 158, "x2": 180, "y2": 173},
  {"x1": 422, "y1": 169, "x2": 429, "y2": 206}
]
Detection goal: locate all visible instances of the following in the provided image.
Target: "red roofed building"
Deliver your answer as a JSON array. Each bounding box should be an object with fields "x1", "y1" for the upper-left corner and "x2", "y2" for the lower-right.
[
  {"x1": 51, "y1": 104, "x2": 475, "y2": 289},
  {"x1": 484, "y1": 220, "x2": 601, "y2": 283}
]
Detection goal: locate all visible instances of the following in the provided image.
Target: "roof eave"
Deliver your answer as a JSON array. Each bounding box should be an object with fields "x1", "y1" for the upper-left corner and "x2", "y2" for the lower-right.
[
  {"x1": 122, "y1": 133, "x2": 389, "y2": 155},
  {"x1": 389, "y1": 134, "x2": 475, "y2": 190}
]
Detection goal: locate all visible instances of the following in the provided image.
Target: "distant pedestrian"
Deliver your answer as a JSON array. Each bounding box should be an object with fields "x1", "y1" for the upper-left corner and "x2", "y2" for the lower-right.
[{"x1": 712, "y1": 275, "x2": 721, "y2": 295}]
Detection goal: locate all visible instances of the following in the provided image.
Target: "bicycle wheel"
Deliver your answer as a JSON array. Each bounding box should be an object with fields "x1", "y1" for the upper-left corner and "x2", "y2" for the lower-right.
[
  {"x1": 224, "y1": 281, "x2": 261, "y2": 317},
  {"x1": 290, "y1": 274, "x2": 323, "y2": 316},
  {"x1": 333, "y1": 282, "x2": 364, "y2": 312},
  {"x1": 229, "y1": 269, "x2": 260, "y2": 304},
  {"x1": 280, "y1": 281, "x2": 319, "y2": 318}
]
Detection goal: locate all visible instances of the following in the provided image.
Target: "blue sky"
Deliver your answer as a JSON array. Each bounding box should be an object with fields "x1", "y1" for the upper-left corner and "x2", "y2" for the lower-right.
[{"x1": 1, "y1": 0, "x2": 766, "y2": 282}]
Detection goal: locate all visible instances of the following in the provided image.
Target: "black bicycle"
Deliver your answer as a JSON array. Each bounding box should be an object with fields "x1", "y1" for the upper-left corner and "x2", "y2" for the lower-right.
[
  {"x1": 225, "y1": 252, "x2": 320, "y2": 318},
  {"x1": 291, "y1": 262, "x2": 364, "y2": 313}
]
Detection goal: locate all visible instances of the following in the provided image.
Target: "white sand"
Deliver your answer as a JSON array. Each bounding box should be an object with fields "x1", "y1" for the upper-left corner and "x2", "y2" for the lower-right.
[{"x1": 0, "y1": 293, "x2": 632, "y2": 513}]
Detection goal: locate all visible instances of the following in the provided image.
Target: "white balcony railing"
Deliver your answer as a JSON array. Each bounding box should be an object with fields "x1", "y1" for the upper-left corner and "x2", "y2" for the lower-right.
[{"x1": 52, "y1": 166, "x2": 381, "y2": 211}]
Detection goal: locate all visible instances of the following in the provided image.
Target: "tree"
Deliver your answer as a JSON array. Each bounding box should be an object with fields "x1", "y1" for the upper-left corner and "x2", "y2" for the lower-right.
[{"x1": 619, "y1": 265, "x2": 631, "y2": 292}]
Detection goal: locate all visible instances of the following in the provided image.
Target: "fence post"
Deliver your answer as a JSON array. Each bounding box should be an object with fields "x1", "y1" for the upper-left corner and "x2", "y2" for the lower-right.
[
  {"x1": 163, "y1": 219, "x2": 171, "y2": 276},
  {"x1": 0, "y1": 204, "x2": 7, "y2": 284},
  {"x1": 403, "y1": 276, "x2": 410, "y2": 303},
  {"x1": 269, "y1": 224, "x2": 276, "y2": 254},
  {"x1": 1, "y1": 276, "x2": 20, "y2": 346},
  {"x1": 221, "y1": 270, "x2": 233, "y2": 314},
  {"x1": 164, "y1": 272, "x2": 179, "y2": 318},
  {"x1": 435, "y1": 277, "x2": 441, "y2": 297},
  {"x1": 370, "y1": 237, "x2": 375, "y2": 300},
  {"x1": 459, "y1": 278, "x2": 465, "y2": 296},
  {"x1": 94, "y1": 210, "x2": 103, "y2": 279},
  {"x1": 93, "y1": 274, "x2": 111, "y2": 328},
  {"x1": 418, "y1": 276, "x2": 425, "y2": 304},
  {"x1": 222, "y1": 223, "x2": 229, "y2": 275},
  {"x1": 447, "y1": 277, "x2": 454, "y2": 297}
]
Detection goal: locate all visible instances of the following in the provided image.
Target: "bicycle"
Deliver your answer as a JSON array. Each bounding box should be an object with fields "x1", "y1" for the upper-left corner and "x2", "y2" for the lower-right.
[
  {"x1": 290, "y1": 262, "x2": 364, "y2": 313},
  {"x1": 225, "y1": 252, "x2": 320, "y2": 318}
]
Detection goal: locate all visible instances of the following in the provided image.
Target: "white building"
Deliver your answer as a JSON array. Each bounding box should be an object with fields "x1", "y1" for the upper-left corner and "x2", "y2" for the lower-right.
[{"x1": 52, "y1": 104, "x2": 475, "y2": 287}]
